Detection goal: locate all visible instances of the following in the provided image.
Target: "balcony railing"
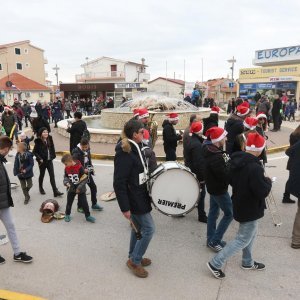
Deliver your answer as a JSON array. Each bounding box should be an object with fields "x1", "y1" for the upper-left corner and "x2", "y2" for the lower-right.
[{"x1": 76, "y1": 71, "x2": 125, "y2": 82}]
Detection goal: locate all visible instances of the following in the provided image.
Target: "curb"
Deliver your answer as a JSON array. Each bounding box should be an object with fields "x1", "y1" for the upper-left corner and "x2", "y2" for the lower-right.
[{"x1": 56, "y1": 145, "x2": 289, "y2": 161}]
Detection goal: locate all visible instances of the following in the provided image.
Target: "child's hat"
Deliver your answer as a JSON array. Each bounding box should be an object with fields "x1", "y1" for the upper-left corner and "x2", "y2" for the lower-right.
[
  {"x1": 138, "y1": 108, "x2": 149, "y2": 119},
  {"x1": 205, "y1": 126, "x2": 227, "y2": 143},
  {"x1": 210, "y1": 106, "x2": 220, "y2": 114},
  {"x1": 190, "y1": 121, "x2": 203, "y2": 134},
  {"x1": 243, "y1": 117, "x2": 258, "y2": 130},
  {"x1": 167, "y1": 113, "x2": 179, "y2": 121},
  {"x1": 246, "y1": 132, "x2": 266, "y2": 152},
  {"x1": 236, "y1": 105, "x2": 250, "y2": 117}
]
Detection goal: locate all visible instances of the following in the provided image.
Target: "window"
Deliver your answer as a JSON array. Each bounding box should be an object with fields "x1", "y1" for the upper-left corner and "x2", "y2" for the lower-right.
[
  {"x1": 0, "y1": 64, "x2": 2, "y2": 71},
  {"x1": 16, "y1": 63, "x2": 23, "y2": 70},
  {"x1": 15, "y1": 48, "x2": 21, "y2": 55},
  {"x1": 25, "y1": 63, "x2": 30, "y2": 68}
]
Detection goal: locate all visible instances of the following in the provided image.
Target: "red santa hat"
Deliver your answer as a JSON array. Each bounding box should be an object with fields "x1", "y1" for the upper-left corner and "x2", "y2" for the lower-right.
[
  {"x1": 190, "y1": 121, "x2": 203, "y2": 134},
  {"x1": 243, "y1": 117, "x2": 258, "y2": 130},
  {"x1": 138, "y1": 108, "x2": 149, "y2": 119},
  {"x1": 246, "y1": 132, "x2": 266, "y2": 152},
  {"x1": 133, "y1": 108, "x2": 140, "y2": 117},
  {"x1": 143, "y1": 129, "x2": 150, "y2": 140},
  {"x1": 240, "y1": 101, "x2": 250, "y2": 108},
  {"x1": 236, "y1": 104, "x2": 250, "y2": 117},
  {"x1": 205, "y1": 126, "x2": 227, "y2": 143},
  {"x1": 256, "y1": 112, "x2": 267, "y2": 120},
  {"x1": 210, "y1": 106, "x2": 220, "y2": 114},
  {"x1": 167, "y1": 113, "x2": 179, "y2": 121}
]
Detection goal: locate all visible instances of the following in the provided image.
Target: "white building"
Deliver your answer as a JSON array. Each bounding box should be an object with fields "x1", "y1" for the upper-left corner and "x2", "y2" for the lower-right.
[
  {"x1": 74, "y1": 56, "x2": 150, "y2": 105},
  {"x1": 148, "y1": 77, "x2": 185, "y2": 99}
]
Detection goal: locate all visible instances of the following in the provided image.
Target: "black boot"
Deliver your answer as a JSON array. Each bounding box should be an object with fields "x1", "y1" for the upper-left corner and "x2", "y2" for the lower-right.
[
  {"x1": 282, "y1": 193, "x2": 295, "y2": 204},
  {"x1": 54, "y1": 190, "x2": 64, "y2": 197},
  {"x1": 39, "y1": 186, "x2": 46, "y2": 195}
]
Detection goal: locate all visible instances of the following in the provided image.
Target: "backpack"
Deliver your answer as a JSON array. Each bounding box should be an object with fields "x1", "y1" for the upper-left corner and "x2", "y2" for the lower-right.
[{"x1": 82, "y1": 123, "x2": 90, "y2": 141}]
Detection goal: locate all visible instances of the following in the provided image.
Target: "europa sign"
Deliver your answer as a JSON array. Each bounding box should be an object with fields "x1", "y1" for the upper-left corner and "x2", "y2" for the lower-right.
[{"x1": 253, "y1": 46, "x2": 300, "y2": 66}]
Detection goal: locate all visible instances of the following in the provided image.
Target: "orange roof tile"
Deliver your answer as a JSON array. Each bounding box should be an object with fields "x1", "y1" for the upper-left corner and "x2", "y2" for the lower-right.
[{"x1": 0, "y1": 73, "x2": 50, "y2": 91}]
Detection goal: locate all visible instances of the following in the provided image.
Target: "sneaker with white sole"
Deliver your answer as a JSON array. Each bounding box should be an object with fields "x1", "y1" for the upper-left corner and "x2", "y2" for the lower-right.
[
  {"x1": 241, "y1": 261, "x2": 265, "y2": 270},
  {"x1": 0, "y1": 235, "x2": 9, "y2": 246},
  {"x1": 206, "y1": 262, "x2": 225, "y2": 279},
  {"x1": 207, "y1": 241, "x2": 223, "y2": 252},
  {"x1": 14, "y1": 252, "x2": 33, "y2": 263}
]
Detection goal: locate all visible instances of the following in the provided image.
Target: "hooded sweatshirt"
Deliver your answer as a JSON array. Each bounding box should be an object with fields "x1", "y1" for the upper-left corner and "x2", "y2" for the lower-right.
[
  {"x1": 230, "y1": 151, "x2": 272, "y2": 223},
  {"x1": 225, "y1": 114, "x2": 244, "y2": 156}
]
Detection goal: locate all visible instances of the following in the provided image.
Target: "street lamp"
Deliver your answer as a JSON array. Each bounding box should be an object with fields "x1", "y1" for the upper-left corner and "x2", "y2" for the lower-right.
[
  {"x1": 227, "y1": 56, "x2": 236, "y2": 80},
  {"x1": 52, "y1": 64, "x2": 60, "y2": 87}
]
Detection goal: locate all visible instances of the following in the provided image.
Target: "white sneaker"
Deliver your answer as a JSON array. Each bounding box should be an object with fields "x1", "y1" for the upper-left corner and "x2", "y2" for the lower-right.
[{"x1": 0, "y1": 235, "x2": 9, "y2": 246}]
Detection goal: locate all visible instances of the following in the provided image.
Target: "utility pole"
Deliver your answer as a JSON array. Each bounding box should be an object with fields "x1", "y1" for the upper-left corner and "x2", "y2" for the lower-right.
[
  {"x1": 53, "y1": 64, "x2": 60, "y2": 87},
  {"x1": 227, "y1": 56, "x2": 236, "y2": 99},
  {"x1": 183, "y1": 59, "x2": 186, "y2": 82},
  {"x1": 165, "y1": 60, "x2": 168, "y2": 96}
]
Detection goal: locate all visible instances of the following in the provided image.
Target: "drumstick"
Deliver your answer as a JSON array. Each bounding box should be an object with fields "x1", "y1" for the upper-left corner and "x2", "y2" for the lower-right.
[{"x1": 129, "y1": 219, "x2": 142, "y2": 240}]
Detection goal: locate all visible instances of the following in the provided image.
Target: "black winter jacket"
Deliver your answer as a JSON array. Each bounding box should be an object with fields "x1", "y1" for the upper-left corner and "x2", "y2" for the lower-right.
[
  {"x1": 113, "y1": 141, "x2": 152, "y2": 215},
  {"x1": 67, "y1": 120, "x2": 87, "y2": 152},
  {"x1": 162, "y1": 120, "x2": 181, "y2": 150},
  {"x1": 72, "y1": 146, "x2": 92, "y2": 168},
  {"x1": 225, "y1": 114, "x2": 244, "y2": 156},
  {"x1": 203, "y1": 114, "x2": 219, "y2": 135},
  {"x1": 32, "y1": 116, "x2": 51, "y2": 134},
  {"x1": 203, "y1": 141, "x2": 230, "y2": 195},
  {"x1": 286, "y1": 133, "x2": 300, "y2": 171},
  {"x1": 0, "y1": 155, "x2": 14, "y2": 209},
  {"x1": 33, "y1": 136, "x2": 56, "y2": 163},
  {"x1": 230, "y1": 151, "x2": 272, "y2": 223},
  {"x1": 286, "y1": 140, "x2": 300, "y2": 198},
  {"x1": 185, "y1": 134, "x2": 205, "y2": 182}
]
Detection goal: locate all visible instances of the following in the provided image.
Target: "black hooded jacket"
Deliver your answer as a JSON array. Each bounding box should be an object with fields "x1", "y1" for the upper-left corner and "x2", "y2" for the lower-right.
[
  {"x1": 202, "y1": 142, "x2": 230, "y2": 195},
  {"x1": 225, "y1": 114, "x2": 244, "y2": 156},
  {"x1": 185, "y1": 134, "x2": 205, "y2": 182},
  {"x1": 230, "y1": 151, "x2": 272, "y2": 223},
  {"x1": 162, "y1": 120, "x2": 181, "y2": 150},
  {"x1": 113, "y1": 140, "x2": 152, "y2": 215},
  {"x1": 286, "y1": 140, "x2": 300, "y2": 198}
]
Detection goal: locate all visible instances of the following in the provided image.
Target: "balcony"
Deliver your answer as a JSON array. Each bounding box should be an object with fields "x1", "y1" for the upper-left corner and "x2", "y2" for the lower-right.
[{"x1": 76, "y1": 71, "x2": 125, "y2": 82}]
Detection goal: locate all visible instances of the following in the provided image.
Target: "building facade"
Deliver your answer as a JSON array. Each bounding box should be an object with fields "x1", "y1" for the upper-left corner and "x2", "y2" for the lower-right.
[
  {"x1": 206, "y1": 78, "x2": 237, "y2": 103},
  {"x1": 64, "y1": 56, "x2": 150, "y2": 106},
  {"x1": 0, "y1": 40, "x2": 47, "y2": 85},
  {"x1": 239, "y1": 46, "x2": 300, "y2": 100},
  {"x1": 0, "y1": 73, "x2": 50, "y2": 104},
  {"x1": 148, "y1": 77, "x2": 185, "y2": 99}
]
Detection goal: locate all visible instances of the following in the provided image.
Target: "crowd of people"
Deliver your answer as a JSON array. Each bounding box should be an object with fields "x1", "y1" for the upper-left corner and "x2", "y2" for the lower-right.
[
  {"x1": 0, "y1": 94, "x2": 299, "y2": 282},
  {"x1": 113, "y1": 101, "x2": 300, "y2": 280}
]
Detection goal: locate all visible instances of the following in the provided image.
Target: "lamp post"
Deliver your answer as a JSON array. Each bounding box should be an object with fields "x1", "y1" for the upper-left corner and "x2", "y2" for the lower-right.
[
  {"x1": 227, "y1": 56, "x2": 236, "y2": 99},
  {"x1": 52, "y1": 64, "x2": 60, "y2": 87}
]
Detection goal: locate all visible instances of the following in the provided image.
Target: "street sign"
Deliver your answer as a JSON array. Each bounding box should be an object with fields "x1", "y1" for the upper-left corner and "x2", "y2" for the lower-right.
[{"x1": 229, "y1": 82, "x2": 234, "y2": 88}]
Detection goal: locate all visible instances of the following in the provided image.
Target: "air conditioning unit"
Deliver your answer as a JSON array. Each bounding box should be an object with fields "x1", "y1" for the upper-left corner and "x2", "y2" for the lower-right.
[
  {"x1": 39, "y1": 92, "x2": 44, "y2": 97},
  {"x1": 25, "y1": 92, "x2": 31, "y2": 97}
]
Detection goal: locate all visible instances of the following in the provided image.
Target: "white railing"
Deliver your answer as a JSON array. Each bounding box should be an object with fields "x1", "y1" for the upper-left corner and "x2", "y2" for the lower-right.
[{"x1": 75, "y1": 71, "x2": 125, "y2": 82}]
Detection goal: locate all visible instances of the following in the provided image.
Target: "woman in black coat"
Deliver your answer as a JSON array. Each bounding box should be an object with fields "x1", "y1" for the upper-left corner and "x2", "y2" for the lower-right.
[
  {"x1": 282, "y1": 126, "x2": 300, "y2": 204},
  {"x1": 33, "y1": 127, "x2": 63, "y2": 197}
]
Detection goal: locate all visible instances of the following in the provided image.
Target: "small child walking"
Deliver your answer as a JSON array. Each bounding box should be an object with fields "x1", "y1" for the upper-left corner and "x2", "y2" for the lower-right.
[
  {"x1": 61, "y1": 154, "x2": 95, "y2": 223},
  {"x1": 13, "y1": 142, "x2": 34, "y2": 204}
]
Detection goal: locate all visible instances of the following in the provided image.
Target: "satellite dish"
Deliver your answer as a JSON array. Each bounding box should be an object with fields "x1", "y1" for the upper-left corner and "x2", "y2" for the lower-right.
[{"x1": 6, "y1": 81, "x2": 13, "y2": 87}]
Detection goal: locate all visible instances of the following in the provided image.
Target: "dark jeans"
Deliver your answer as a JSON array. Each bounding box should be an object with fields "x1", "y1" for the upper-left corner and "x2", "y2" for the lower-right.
[
  {"x1": 19, "y1": 178, "x2": 33, "y2": 197},
  {"x1": 78, "y1": 175, "x2": 97, "y2": 208},
  {"x1": 17, "y1": 119, "x2": 22, "y2": 131},
  {"x1": 66, "y1": 110, "x2": 72, "y2": 119},
  {"x1": 66, "y1": 192, "x2": 90, "y2": 218},
  {"x1": 164, "y1": 146, "x2": 176, "y2": 161},
  {"x1": 38, "y1": 160, "x2": 58, "y2": 193},
  {"x1": 272, "y1": 113, "x2": 280, "y2": 130},
  {"x1": 283, "y1": 178, "x2": 290, "y2": 200},
  {"x1": 207, "y1": 192, "x2": 233, "y2": 244},
  {"x1": 198, "y1": 183, "x2": 207, "y2": 218},
  {"x1": 24, "y1": 116, "x2": 31, "y2": 127}
]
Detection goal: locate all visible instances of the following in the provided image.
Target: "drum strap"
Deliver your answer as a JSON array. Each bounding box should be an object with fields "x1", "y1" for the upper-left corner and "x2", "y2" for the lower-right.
[{"x1": 128, "y1": 139, "x2": 149, "y2": 179}]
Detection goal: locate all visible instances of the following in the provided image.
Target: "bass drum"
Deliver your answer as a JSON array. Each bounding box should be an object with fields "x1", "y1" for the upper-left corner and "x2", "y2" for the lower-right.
[{"x1": 149, "y1": 162, "x2": 200, "y2": 216}]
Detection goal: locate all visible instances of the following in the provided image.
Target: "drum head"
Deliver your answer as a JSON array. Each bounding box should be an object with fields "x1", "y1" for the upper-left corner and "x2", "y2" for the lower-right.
[
  {"x1": 151, "y1": 166, "x2": 199, "y2": 216},
  {"x1": 100, "y1": 191, "x2": 116, "y2": 202}
]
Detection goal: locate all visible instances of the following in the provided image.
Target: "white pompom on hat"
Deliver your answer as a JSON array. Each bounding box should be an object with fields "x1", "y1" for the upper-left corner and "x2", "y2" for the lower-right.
[{"x1": 246, "y1": 132, "x2": 266, "y2": 152}]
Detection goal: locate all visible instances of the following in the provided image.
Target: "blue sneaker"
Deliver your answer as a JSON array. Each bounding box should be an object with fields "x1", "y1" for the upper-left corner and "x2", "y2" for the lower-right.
[
  {"x1": 77, "y1": 208, "x2": 84, "y2": 214},
  {"x1": 91, "y1": 204, "x2": 103, "y2": 211},
  {"x1": 86, "y1": 216, "x2": 96, "y2": 223},
  {"x1": 64, "y1": 215, "x2": 71, "y2": 222}
]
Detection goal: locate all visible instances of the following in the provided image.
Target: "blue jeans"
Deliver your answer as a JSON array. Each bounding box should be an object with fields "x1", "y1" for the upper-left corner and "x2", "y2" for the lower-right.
[
  {"x1": 210, "y1": 220, "x2": 258, "y2": 269},
  {"x1": 129, "y1": 213, "x2": 155, "y2": 265},
  {"x1": 207, "y1": 192, "x2": 233, "y2": 244},
  {"x1": 197, "y1": 183, "x2": 206, "y2": 218}
]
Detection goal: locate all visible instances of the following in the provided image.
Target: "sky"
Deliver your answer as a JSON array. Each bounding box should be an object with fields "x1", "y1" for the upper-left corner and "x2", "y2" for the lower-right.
[{"x1": 1, "y1": 0, "x2": 299, "y2": 84}]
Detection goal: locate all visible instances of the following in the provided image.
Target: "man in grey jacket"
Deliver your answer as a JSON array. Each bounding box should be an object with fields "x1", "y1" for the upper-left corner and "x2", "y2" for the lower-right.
[{"x1": 0, "y1": 136, "x2": 33, "y2": 264}]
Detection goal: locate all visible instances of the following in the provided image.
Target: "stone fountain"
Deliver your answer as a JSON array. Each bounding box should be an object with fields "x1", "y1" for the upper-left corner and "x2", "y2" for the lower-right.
[{"x1": 57, "y1": 94, "x2": 211, "y2": 143}]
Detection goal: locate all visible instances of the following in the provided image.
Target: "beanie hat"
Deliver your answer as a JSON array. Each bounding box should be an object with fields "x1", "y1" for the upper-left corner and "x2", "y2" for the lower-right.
[
  {"x1": 138, "y1": 108, "x2": 149, "y2": 119},
  {"x1": 246, "y1": 132, "x2": 266, "y2": 152},
  {"x1": 190, "y1": 121, "x2": 203, "y2": 134},
  {"x1": 243, "y1": 117, "x2": 258, "y2": 130},
  {"x1": 236, "y1": 105, "x2": 250, "y2": 117},
  {"x1": 256, "y1": 112, "x2": 267, "y2": 120},
  {"x1": 205, "y1": 126, "x2": 227, "y2": 143},
  {"x1": 167, "y1": 113, "x2": 179, "y2": 121},
  {"x1": 210, "y1": 106, "x2": 220, "y2": 114}
]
